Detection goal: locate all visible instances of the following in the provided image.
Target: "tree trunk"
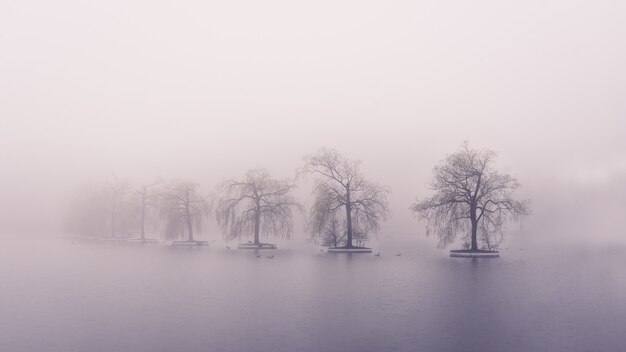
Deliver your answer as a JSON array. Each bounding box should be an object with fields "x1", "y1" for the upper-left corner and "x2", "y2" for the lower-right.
[
  {"x1": 185, "y1": 191, "x2": 193, "y2": 242},
  {"x1": 254, "y1": 203, "x2": 260, "y2": 245},
  {"x1": 111, "y1": 198, "x2": 116, "y2": 238},
  {"x1": 140, "y1": 188, "x2": 146, "y2": 241},
  {"x1": 470, "y1": 220, "x2": 478, "y2": 251},
  {"x1": 470, "y1": 206, "x2": 478, "y2": 251},
  {"x1": 345, "y1": 186, "x2": 353, "y2": 248},
  {"x1": 470, "y1": 175, "x2": 482, "y2": 251}
]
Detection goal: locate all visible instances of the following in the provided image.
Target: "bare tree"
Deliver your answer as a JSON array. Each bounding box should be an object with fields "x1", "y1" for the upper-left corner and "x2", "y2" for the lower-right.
[
  {"x1": 410, "y1": 143, "x2": 530, "y2": 251},
  {"x1": 160, "y1": 180, "x2": 210, "y2": 242},
  {"x1": 302, "y1": 149, "x2": 390, "y2": 248},
  {"x1": 216, "y1": 169, "x2": 300, "y2": 245},
  {"x1": 106, "y1": 175, "x2": 129, "y2": 238},
  {"x1": 319, "y1": 214, "x2": 345, "y2": 248},
  {"x1": 135, "y1": 179, "x2": 162, "y2": 241}
]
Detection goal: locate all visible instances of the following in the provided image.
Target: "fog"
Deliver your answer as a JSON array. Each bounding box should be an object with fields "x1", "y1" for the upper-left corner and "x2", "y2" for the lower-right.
[
  {"x1": 1, "y1": 0, "x2": 625, "y2": 244},
  {"x1": 3, "y1": 2, "x2": 626, "y2": 352}
]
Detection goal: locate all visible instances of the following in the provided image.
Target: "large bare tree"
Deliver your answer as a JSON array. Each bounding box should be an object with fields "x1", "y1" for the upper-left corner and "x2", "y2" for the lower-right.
[
  {"x1": 302, "y1": 149, "x2": 390, "y2": 248},
  {"x1": 160, "y1": 180, "x2": 210, "y2": 242},
  {"x1": 216, "y1": 169, "x2": 300, "y2": 245},
  {"x1": 411, "y1": 143, "x2": 530, "y2": 251}
]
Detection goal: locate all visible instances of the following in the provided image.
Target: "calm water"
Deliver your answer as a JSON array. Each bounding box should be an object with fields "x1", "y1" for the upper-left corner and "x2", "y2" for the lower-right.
[{"x1": 1, "y1": 237, "x2": 625, "y2": 352}]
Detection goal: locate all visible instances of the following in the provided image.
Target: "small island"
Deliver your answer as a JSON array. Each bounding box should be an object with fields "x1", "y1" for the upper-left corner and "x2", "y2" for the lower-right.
[
  {"x1": 172, "y1": 240, "x2": 208, "y2": 246},
  {"x1": 237, "y1": 242, "x2": 277, "y2": 250},
  {"x1": 327, "y1": 246, "x2": 373, "y2": 253},
  {"x1": 449, "y1": 249, "x2": 500, "y2": 258}
]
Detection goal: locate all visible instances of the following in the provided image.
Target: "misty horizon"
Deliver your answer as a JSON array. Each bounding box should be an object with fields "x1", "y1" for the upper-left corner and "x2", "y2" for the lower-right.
[
  {"x1": 1, "y1": 2, "x2": 626, "y2": 351},
  {"x1": 2, "y1": 1, "x2": 624, "y2": 245}
]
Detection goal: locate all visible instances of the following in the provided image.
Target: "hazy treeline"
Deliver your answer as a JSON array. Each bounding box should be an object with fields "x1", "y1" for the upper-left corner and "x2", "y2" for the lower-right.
[
  {"x1": 64, "y1": 148, "x2": 393, "y2": 248},
  {"x1": 64, "y1": 178, "x2": 209, "y2": 241},
  {"x1": 64, "y1": 144, "x2": 528, "y2": 250}
]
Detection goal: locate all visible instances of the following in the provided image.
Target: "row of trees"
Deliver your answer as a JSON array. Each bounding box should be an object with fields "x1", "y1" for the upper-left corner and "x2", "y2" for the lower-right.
[
  {"x1": 65, "y1": 144, "x2": 530, "y2": 250},
  {"x1": 65, "y1": 178, "x2": 210, "y2": 242}
]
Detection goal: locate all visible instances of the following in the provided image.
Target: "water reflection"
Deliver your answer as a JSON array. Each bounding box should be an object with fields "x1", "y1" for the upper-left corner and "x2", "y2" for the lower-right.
[{"x1": 0, "y1": 238, "x2": 625, "y2": 352}]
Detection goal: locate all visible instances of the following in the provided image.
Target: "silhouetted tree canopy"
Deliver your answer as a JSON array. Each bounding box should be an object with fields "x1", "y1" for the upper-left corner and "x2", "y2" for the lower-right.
[
  {"x1": 160, "y1": 180, "x2": 210, "y2": 241},
  {"x1": 303, "y1": 149, "x2": 390, "y2": 248},
  {"x1": 216, "y1": 169, "x2": 300, "y2": 244},
  {"x1": 411, "y1": 143, "x2": 530, "y2": 250}
]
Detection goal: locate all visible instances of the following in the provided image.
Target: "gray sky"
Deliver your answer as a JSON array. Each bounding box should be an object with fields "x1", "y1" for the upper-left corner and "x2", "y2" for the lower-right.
[{"x1": 1, "y1": 0, "x2": 625, "y2": 243}]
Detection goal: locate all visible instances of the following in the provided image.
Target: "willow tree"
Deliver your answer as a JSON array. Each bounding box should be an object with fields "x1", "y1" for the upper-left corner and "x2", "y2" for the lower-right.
[
  {"x1": 411, "y1": 143, "x2": 530, "y2": 251},
  {"x1": 216, "y1": 169, "x2": 300, "y2": 246},
  {"x1": 303, "y1": 149, "x2": 390, "y2": 249},
  {"x1": 160, "y1": 180, "x2": 210, "y2": 242}
]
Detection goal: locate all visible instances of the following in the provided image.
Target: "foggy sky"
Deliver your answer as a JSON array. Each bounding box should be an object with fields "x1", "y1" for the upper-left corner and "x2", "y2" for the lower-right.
[{"x1": 1, "y1": 0, "x2": 625, "y2": 243}]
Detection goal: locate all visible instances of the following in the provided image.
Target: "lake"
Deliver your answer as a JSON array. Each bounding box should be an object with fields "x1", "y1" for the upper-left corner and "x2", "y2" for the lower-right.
[{"x1": 1, "y1": 237, "x2": 625, "y2": 352}]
